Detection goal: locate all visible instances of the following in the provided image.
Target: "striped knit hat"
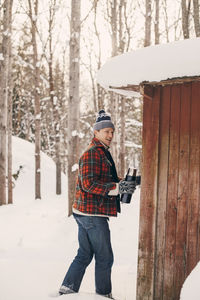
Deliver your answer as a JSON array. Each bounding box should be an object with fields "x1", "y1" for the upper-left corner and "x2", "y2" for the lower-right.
[{"x1": 93, "y1": 110, "x2": 115, "y2": 131}]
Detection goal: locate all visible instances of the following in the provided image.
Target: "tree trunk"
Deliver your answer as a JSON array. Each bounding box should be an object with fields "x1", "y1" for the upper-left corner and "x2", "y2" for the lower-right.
[
  {"x1": 7, "y1": 16, "x2": 13, "y2": 204},
  {"x1": 110, "y1": 0, "x2": 118, "y2": 164},
  {"x1": 68, "y1": 0, "x2": 81, "y2": 216},
  {"x1": 48, "y1": 0, "x2": 61, "y2": 194},
  {"x1": 56, "y1": 160, "x2": 61, "y2": 194},
  {"x1": 118, "y1": 0, "x2": 126, "y2": 175},
  {"x1": 162, "y1": 0, "x2": 169, "y2": 42},
  {"x1": 0, "y1": 46, "x2": 7, "y2": 205},
  {"x1": 93, "y1": 0, "x2": 102, "y2": 113},
  {"x1": 0, "y1": 0, "x2": 13, "y2": 205},
  {"x1": 154, "y1": 0, "x2": 160, "y2": 44},
  {"x1": 111, "y1": 0, "x2": 118, "y2": 57},
  {"x1": 144, "y1": 0, "x2": 152, "y2": 46},
  {"x1": 119, "y1": 96, "x2": 125, "y2": 178},
  {"x1": 181, "y1": 0, "x2": 191, "y2": 39},
  {"x1": 193, "y1": 0, "x2": 200, "y2": 37},
  {"x1": 28, "y1": 0, "x2": 41, "y2": 199},
  {"x1": 7, "y1": 85, "x2": 13, "y2": 204}
]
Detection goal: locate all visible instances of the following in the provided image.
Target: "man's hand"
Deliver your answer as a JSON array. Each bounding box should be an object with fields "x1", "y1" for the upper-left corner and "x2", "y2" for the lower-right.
[{"x1": 119, "y1": 180, "x2": 136, "y2": 194}]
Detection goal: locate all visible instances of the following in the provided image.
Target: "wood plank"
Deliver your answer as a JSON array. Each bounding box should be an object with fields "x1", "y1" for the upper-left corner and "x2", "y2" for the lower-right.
[
  {"x1": 186, "y1": 81, "x2": 200, "y2": 275},
  {"x1": 163, "y1": 85, "x2": 181, "y2": 300},
  {"x1": 136, "y1": 86, "x2": 160, "y2": 300},
  {"x1": 174, "y1": 83, "x2": 191, "y2": 299},
  {"x1": 142, "y1": 76, "x2": 200, "y2": 88},
  {"x1": 197, "y1": 87, "x2": 200, "y2": 262},
  {"x1": 154, "y1": 85, "x2": 171, "y2": 300}
]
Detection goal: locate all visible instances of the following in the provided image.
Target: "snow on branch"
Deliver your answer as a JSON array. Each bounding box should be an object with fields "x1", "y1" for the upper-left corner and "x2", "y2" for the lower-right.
[{"x1": 71, "y1": 164, "x2": 79, "y2": 172}]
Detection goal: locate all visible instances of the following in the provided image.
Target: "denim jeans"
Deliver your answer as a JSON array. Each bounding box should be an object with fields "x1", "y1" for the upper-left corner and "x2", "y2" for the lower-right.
[{"x1": 61, "y1": 213, "x2": 114, "y2": 295}]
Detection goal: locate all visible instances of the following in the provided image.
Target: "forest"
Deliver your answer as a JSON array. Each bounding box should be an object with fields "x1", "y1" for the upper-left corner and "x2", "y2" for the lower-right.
[{"x1": 0, "y1": 0, "x2": 199, "y2": 213}]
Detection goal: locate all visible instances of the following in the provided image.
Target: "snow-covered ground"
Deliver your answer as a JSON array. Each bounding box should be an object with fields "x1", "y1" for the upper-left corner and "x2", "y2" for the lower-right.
[
  {"x1": 180, "y1": 262, "x2": 200, "y2": 300},
  {"x1": 0, "y1": 137, "x2": 140, "y2": 300},
  {"x1": 0, "y1": 136, "x2": 198, "y2": 300}
]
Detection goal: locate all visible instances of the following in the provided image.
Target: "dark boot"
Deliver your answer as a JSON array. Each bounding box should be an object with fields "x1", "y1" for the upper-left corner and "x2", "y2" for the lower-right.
[{"x1": 103, "y1": 293, "x2": 115, "y2": 299}]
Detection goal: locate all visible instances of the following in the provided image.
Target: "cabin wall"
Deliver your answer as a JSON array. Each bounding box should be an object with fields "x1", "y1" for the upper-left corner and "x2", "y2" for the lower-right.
[{"x1": 136, "y1": 81, "x2": 200, "y2": 300}]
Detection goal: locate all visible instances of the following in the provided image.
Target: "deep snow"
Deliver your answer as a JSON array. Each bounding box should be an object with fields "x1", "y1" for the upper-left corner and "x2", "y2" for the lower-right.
[
  {"x1": 180, "y1": 262, "x2": 200, "y2": 300},
  {"x1": 0, "y1": 137, "x2": 140, "y2": 300},
  {"x1": 0, "y1": 136, "x2": 198, "y2": 300}
]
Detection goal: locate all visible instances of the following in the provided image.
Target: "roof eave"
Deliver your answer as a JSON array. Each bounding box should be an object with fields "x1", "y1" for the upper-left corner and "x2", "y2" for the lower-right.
[{"x1": 109, "y1": 75, "x2": 200, "y2": 100}]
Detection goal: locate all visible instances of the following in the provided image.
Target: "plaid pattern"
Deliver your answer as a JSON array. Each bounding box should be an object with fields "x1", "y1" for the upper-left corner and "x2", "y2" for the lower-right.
[{"x1": 73, "y1": 138, "x2": 118, "y2": 217}]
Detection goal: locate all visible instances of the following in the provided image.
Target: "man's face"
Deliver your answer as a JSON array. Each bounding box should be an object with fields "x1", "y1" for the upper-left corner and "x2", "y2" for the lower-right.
[{"x1": 94, "y1": 127, "x2": 114, "y2": 147}]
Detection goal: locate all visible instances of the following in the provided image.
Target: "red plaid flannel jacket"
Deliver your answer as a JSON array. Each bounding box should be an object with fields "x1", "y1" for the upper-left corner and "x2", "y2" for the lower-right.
[{"x1": 73, "y1": 137, "x2": 118, "y2": 217}]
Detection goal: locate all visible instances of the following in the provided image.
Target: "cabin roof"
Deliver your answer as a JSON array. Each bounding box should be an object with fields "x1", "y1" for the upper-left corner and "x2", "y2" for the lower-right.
[{"x1": 97, "y1": 38, "x2": 200, "y2": 97}]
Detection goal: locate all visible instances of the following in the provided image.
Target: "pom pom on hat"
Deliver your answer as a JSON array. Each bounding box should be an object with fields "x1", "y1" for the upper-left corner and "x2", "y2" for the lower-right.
[{"x1": 93, "y1": 110, "x2": 115, "y2": 131}]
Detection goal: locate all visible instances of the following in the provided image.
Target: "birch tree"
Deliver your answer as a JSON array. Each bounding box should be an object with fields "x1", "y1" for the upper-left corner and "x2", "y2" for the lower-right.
[
  {"x1": 28, "y1": 0, "x2": 41, "y2": 199},
  {"x1": 0, "y1": 0, "x2": 13, "y2": 205},
  {"x1": 144, "y1": 0, "x2": 152, "y2": 46},
  {"x1": 106, "y1": 0, "x2": 134, "y2": 175},
  {"x1": 118, "y1": 0, "x2": 128, "y2": 177},
  {"x1": 193, "y1": 0, "x2": 200, "y2": 36},
  {"x1": 7, "y1": 17, "x2": 13, "y2": 204},
  {"x1": 68, "y1": 0, "x2": 81, "y2": 215},
  {"x1": 48, "y1": 0, "x2": 62, "y2": 194},
  {"x1": 154, "y1": 0, "x2": 160, "y2": 44},
  {"x1": 109, "y1": 0, "x2": 118, "y2": 164},
  {"x1": 82, "y1": 0, "x2": 105, "y2": 113},
  {"x1": 181, "y1": 0, "x2": 191, "y2": 38},
  {"x1": 93, "y1": 0, "x2": 104, "y2": 112}
]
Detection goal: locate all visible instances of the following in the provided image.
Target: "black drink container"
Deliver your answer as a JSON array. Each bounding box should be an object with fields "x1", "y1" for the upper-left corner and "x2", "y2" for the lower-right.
[{"x1": 120, "y1": 168, "x2": 137, "y2": 204}]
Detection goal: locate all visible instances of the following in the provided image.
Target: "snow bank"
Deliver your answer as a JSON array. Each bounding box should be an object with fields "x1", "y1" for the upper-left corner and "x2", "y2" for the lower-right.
[
  {"x1": 0, "y1": 137, "x2": 140, "y2": 300},
  {"x1": 97, "y1": 38, "x2": 200, "y2": 96},
  {"x1": 12, "y1": 136, "x2": 68, "y2": 203},
  {"x1": 2, "y1": 137, "x2": 199, "y2": 300},
  {"x1": 180, "y1": 262, "x2": 200, "y2": 300}
]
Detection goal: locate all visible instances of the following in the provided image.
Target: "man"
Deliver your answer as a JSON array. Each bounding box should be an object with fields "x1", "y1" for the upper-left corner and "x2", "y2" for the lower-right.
[{"x1": 59, "y1": 110, "x2": 135, "y2": 299}]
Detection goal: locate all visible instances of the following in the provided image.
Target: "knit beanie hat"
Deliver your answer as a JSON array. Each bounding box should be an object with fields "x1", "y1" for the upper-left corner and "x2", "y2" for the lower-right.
[{"x1": 93, "y1": 110, "x2": 115, "y2": 131}]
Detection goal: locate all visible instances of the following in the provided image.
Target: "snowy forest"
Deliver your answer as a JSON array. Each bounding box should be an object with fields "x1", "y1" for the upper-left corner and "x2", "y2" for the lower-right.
[{"x1": 0, "y1": 0, "x2": 199, "y2": 213}]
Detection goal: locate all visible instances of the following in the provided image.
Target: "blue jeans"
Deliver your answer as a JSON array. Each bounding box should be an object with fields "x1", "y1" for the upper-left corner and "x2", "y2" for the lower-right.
[{"x1": 61, "y1": 213, "x2": 114, "y2": 295}]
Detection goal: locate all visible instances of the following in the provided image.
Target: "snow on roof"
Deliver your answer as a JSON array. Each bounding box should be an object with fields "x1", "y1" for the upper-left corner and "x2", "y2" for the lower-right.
[{"x1": 97, "y1": 38, "x2": 200, "y2": 97}]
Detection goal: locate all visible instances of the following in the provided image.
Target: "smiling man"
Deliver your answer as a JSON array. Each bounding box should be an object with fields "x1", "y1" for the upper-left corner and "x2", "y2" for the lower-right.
[
  {"x1": 94, "y1": 127, "x2": 114, "y2": 147},
  {"x1": 59, "y1": 110, "x2": 135, "y2": 299}
]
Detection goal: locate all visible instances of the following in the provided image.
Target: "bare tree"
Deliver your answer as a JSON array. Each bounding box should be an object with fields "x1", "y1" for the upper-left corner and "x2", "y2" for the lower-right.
[
  {"x1": 162, "y1": 0, "x2": 170, "y2": 42},
  {"x1": 28, "y1": 0, "x2": 41, "y2": 199},
  {"x1": 154, "y1": 0, "x2": 160, "y2": 44},
  {"x1": 118, "y1": 0, "x2": 127, "y2": 177},
  {"x1": 103, "y1": 0, "x2": 135, "y2": 171},
  {"x1": 0, "y1": 0, "x2": 13, "y2": 205},
  {"x1": 92, "y1": 0, "x2": 104, "y2": 112},
  {"x1": 193, "y1": 0, "x2": 200, "y2": 36},
  {"x1": 181, "y1": 0, "x2": 191, "y2": 38},
  {"x1": 7, "y1": 17, "x2": 13, "y2": 204},
  {"x1": 108, "y1": 0, "x2": 118, "y2": 164},
  {"x1": 119, "y1": 96, "x2": 125, "y2": 177},
  {"x1": 68, "y1": 0, "x2": 81, "y2": 216},
  {"x1": 107, "y1": 0, "x2": 132, "y2": 171},
  {"x1": 48, "y1": 0, "x2": 62, "y2": 194},
  {"x1": 144, "y1": 0, "x2": 152, "y2": 46}
]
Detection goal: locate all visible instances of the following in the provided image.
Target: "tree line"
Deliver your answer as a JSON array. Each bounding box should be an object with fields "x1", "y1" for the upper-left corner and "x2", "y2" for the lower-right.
[{"x1": 0, "y1": 0, "x2": 199, "y2": 214}]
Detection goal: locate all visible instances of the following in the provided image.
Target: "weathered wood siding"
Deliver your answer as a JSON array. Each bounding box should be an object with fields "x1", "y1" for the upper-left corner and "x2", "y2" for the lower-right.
[{"x1": 136, "y1": 81, "x2": 200, "y2": 300}]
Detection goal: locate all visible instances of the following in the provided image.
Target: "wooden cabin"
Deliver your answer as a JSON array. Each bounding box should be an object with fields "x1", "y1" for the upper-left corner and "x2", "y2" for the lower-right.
[
  {"x1": 97, "y1": 38, "x2": 200, "y2": 300},
  {"x1": 137, "y1": 78, "x2": 200, "y2": 300}
]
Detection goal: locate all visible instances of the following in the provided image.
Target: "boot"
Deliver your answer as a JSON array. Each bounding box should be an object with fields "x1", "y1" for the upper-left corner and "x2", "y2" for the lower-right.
[
  {"x1": 59, "y1": 285, "x2": 75, "y2": 295},
  {"x1": 104, "y1": 293, "x2": 115, "y2": 299}
]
